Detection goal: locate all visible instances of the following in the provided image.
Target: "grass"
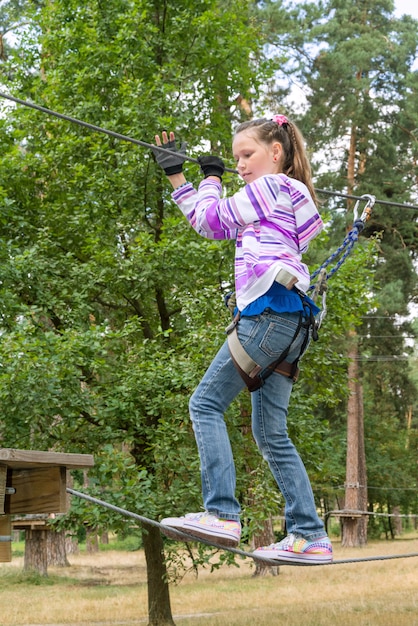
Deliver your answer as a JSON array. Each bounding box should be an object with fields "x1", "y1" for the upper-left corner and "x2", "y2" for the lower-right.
[{"x1": 0, "y1": 535, "x2": 417, "y2": 625}]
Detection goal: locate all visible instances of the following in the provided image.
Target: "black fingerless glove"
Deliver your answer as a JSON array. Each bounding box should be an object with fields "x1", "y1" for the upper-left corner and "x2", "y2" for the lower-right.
[
  {"x1": 198, "y1": 155, "x2": 225, "y2": 180},
  {"x1": 151, "y1": 139, "x2": 188, "y2": 176}
]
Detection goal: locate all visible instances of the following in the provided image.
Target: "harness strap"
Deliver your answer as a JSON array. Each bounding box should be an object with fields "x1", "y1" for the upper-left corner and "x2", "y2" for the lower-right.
[
  {"x1": 227, "y1": 327, "x2": 300, "y2": 392},
  {"x1": 226, "y1": 312, "x2": 303, "y2": 392},
  {"x1": 225, "y1": 286, "x2": 322, "y2": 393}
]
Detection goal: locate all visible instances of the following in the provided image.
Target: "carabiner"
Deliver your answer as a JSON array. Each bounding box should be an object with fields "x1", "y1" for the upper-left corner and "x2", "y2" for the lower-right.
[
  {"x1": 311, "y1": 268, "x2": 328, "y2": 328},
  {"x1": 353, "y1": 194, "x2": 376, "y2": 224}
]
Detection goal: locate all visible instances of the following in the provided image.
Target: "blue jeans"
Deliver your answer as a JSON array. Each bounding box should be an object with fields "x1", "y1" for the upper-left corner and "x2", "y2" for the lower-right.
[{"x1": 189, "y1": 309, "x2": 326, "y2": 541}]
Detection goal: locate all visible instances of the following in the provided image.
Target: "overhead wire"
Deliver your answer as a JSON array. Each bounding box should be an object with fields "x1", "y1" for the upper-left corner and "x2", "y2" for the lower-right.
[
  {"x1": 326, "y1": 510, "x2": 418, "y2": 519},
  {"x1": 315, "y1": 188, "x2": 418, "y2": 211},
  {"x1": 1, "y1": 90, "x2": 418, "y2": 212}
]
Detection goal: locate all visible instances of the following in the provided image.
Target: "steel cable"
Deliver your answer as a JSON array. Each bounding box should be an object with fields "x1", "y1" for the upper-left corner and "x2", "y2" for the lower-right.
[
  {"x1": 67, "y1": 488, "x2": 418, "y2": 567},
  {"x1": 1, "y1": 91, "x2": 418, "y2": 211}
]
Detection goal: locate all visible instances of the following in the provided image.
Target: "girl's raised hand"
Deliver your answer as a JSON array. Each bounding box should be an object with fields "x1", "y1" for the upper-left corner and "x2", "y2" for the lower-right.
[
  {"x1": 151, "y1": 131, "x2": 187, "y2": 176},
  {"x1": 154, "y1": 130, "x2": 175, "y2": 147}
]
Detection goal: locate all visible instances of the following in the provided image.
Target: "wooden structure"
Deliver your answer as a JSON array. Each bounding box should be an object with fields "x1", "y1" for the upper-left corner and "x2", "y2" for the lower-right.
[{"x1": 0, "y1": 448, "x2": 94, "y2": 563}]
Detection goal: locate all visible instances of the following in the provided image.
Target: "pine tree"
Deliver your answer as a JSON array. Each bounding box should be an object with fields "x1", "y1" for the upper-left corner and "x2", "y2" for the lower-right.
[{"x1": 294, "y1": 0, "x2": 418, "y2": 541}]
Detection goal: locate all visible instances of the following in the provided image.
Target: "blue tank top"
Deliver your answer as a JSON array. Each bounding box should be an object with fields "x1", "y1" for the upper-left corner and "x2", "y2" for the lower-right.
[{"x1": 240, "y1": 281, "x2": 320, "y2": 317}]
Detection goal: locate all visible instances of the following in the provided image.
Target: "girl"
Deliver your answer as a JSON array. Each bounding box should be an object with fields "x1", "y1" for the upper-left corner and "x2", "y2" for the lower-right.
[{"x1": 152, "y1": 115, "x2": 332, "y2": 564}]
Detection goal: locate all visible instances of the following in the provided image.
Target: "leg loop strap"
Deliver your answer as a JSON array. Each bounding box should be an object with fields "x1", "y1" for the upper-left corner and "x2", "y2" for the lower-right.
[{"x1": 226, "y1": 313, "x2": 301, "y2": 393}]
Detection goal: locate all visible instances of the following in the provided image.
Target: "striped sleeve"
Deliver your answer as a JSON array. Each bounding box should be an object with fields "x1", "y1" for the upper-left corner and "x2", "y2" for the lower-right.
[
  {"x1": 172, "y1": 175, "x2": 322, "y2": 250},
  {"x1": 172, "y1": 180, "x2": 238, "y2": 240},
  {"x1": 288, "y1": 180, "x2": 323, "y2": 252}
]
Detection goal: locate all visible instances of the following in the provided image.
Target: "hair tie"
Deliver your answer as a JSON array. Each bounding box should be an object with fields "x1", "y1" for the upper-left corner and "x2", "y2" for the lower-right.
[{"x1": 272, "y1": 114, "x2": 288, "y2": 126}]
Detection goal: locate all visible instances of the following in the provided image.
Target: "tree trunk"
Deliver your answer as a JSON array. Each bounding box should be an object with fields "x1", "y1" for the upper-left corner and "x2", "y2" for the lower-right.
[
  {"x1": 357, "y1": 383, "x2": 368, "y2": 543},
  {"x1": 342, "y1": 330, "x2": 368, "y2": 547},
  {"x1": 65, "y1": 534, "x2": 79, "y2": 555},
  {"x1": 47, "y1": 528, "x2": 70, "y2": 566},
  {"x1": 24, "y1": 528, "x2": 48, "y2": 575},
  {"x1": 142, "y1": 522, "x2": 176, "y2": 626},
  {"x1": 86, "y1": 526, "x2": 99, "y2": 553},
  {"x1": 251, "y1": 518, "x2": 279, "y2": 577},
  {"x1": 346, "y1": 121, "x2": 358, "y2": 212},
  {"x1": 392, "y1": 506, "x2": 402, "y2": 536},
  {"x1": 100, "y1": 530, "x2": 109, "y2": 545}
]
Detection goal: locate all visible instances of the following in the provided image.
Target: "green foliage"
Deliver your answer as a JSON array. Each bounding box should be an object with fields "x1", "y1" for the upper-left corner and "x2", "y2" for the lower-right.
[
  {"x1": 0, "y1": 0, "x2": 275, "y2": 561},
  {"x1": 0, "y1": 0, "x2": 416, "y2": 583},
  {"x1": 274, "y1": 0, "x2": 418, "y2": 520}
]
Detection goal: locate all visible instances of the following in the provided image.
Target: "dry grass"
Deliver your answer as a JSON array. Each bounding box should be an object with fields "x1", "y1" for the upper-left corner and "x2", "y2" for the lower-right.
[{"x1": 1, "y1": 537, "x2": 417, "y2": 626}]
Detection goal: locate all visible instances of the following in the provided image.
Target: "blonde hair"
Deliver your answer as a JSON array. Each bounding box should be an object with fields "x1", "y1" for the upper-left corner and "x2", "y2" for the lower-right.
[{"x1": 234, "y1": 117, "x2": 318, "y2": 206}]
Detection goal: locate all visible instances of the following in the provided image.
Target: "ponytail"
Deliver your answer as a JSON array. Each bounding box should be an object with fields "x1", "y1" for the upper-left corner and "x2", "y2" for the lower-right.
[{"x1": 234, "y1": 117, "x2": 318, "y2": 206}]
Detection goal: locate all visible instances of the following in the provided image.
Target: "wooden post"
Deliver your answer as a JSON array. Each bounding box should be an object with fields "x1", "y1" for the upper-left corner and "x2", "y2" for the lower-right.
[
  {"x1": 0, "y1": 464, "x2": 12, "y2": 562},
  {"x1": 0, "y1": 464, "x2": 6, "y2": 515},
  {"x1": 0, "y1": 515, "x2": 12, "y2": 562}
]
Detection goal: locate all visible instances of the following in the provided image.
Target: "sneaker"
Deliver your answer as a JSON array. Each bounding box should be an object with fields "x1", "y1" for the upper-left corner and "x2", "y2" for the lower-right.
[
  {"x1": 160, "y1": 511, "x2": 241, "y2": 547},
  {"x1": 253, "y1": 533, "x2": 333, "y2": 564}
]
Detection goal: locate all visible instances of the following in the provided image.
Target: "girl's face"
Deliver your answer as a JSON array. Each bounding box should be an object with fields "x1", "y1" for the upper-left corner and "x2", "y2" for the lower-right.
[{"x1": 232, "y1": 129, "x2": 282, "y2": 184}]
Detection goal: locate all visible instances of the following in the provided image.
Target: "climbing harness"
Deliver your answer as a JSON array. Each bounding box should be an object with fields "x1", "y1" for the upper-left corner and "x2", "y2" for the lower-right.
[
  {"x1": 226, "y1": 309, "x2": 303, "y2": 391},
  {"x1": 225, "y1": 269, "x2": 306, "y2": 390},
  {"x1": 225, "y1": 194, "x2": 375, "y2": 391},
  {"x1": 68, "y1": 488, "x2": 418, "y2": 567},
  {"x1": 226, "y1": 290, "x2": 317, "y2": 391}
]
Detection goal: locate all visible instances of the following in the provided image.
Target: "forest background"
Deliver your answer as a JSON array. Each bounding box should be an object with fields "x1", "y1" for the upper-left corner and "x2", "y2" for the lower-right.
[{"x1": 0, "y1": 1, "x2": 417, "y2": 625}]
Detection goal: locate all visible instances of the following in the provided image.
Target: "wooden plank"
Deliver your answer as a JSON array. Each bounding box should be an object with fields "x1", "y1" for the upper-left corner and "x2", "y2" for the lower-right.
[
  {"x1": 6, "y1": 466, "x2": 67, "y2": 514},
  {"x1": 0, "y1": 515, "x2": 12, "y2": 563},
  {"x1": 0, "y1": 448, "x2": 94, "y2": 469},
  {"x1": 12, "y1": 517, "x2": 48, "y2": 530}
]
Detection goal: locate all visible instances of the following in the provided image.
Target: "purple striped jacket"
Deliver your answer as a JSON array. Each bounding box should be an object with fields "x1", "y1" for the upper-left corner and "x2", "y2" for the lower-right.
[{"x1": 172, "y1": 173, "x2": 323, "y2": 310}]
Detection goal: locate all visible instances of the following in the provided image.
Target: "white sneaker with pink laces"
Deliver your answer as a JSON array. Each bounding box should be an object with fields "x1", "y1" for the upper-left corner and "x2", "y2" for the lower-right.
[
  {"x1": 253, "y1": 533, "x2": 333, "y2": 564},
  {"x1": 160, "y1": 511, "x2": 241, "y2": 547}
]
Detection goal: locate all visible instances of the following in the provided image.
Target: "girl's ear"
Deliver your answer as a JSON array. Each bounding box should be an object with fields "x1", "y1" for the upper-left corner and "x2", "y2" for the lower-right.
[{"x1": 272, "y1": 142, "x2": 282, "y2": 163}]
